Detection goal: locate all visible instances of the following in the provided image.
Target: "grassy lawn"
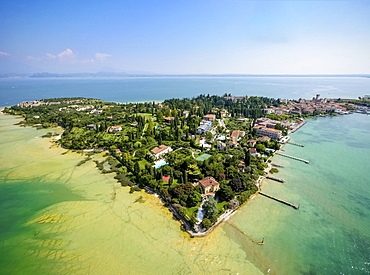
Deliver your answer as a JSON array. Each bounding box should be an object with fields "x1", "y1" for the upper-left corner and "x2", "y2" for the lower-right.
[
  {"x1": 217, "y1": 201, "x2": 228, "y2": 212},
  {"x1": 162, "y1": 179, "x2": 178, "y2": 189},
  {"x1": 138, "y1": 159, "x2": 151, "y2": 170},
  {"x1": 187, "y1": 203, "x2": 201, "y2": 218},
  {"x1": 137, "y1": 113, "x2": 154, "y2": 120}
]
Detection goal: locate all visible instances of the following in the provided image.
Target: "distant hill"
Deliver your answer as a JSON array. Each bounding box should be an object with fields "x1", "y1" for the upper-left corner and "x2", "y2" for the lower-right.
[
  {"x1": 1, "y1": 72, "x2": 369, "y2": 79},
  {"x1": 27, "y1": 73, "x2": 370, "y2": 78}
]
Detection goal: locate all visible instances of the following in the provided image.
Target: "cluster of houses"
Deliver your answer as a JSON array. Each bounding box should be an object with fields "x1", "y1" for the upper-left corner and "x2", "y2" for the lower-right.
[
  {"x1": 17, "y1": 100, "x2": 61, "y2": 107},
  {"x1": 216, "y1": 130, "x2": 246, "y2": 151},
  {"x1": 17, "y1": 99, "x2": 90, "y2": 108},
  {"x1": 149, "y1": 144, "x2": 220, "y2": 197},
  {"x1": 264, "y1": 94, "x2": 354, "y2": 115}
]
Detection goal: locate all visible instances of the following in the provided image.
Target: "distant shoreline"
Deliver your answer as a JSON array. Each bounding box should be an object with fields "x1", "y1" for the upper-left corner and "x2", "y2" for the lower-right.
[{"x1": 1, "y1": 73, "x2": 370, "y2": 79}]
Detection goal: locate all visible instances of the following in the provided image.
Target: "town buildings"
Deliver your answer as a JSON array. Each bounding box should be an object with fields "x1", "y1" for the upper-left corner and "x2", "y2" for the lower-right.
[{"x1": 263, "y1": 95, "x2": 355, "y2": 116}]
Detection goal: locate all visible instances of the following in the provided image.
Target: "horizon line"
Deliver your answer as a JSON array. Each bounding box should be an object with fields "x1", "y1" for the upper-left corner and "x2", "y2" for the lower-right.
[{"x1": 1, "y1": 72, "x2": 370, "y2": 78}]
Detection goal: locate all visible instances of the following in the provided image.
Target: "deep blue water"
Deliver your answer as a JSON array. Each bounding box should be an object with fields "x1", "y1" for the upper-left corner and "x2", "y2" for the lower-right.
[{"x1": 1, "y1": 76, "x2": 370, "y2": 106}]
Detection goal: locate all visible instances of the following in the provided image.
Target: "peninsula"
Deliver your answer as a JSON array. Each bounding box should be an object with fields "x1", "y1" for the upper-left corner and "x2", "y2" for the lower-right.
[{"x1": 3, "y1": 94, "x2": 361, "y2": 235}]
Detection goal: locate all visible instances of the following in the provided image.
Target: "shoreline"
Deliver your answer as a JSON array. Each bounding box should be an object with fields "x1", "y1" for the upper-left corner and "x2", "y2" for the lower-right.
[
  {"x1": 2, "y1": 109, "x2": 368, "y2": 274},
  {"x1": 5, "y1": 103, "x2": 354, "y2": 239},
  {"x1": 0, "y1": 108, "x2": 299, "y2": 239}
]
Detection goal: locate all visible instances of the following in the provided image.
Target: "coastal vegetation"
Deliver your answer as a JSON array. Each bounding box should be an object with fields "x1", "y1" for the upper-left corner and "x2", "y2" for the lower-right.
[{"x1": 4, "y1": 93, "x2": 354, "y2": 234}]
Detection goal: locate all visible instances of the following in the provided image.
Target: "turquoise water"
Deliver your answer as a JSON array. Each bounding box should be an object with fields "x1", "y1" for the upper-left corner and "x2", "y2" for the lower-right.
[
  {"x1": 153, "y1": 159, "x2": 168, "y2": 168},
  {"x1": 1, "y1": 78, "x2": 370, "y2": 274},
  {"x1": 1, "y1": 76, "x2": 370, "y2": 106},
  {"x1": 227, "y1": 113, "x2": 370, "y2": 274},
  {"x1": 2, "y1": 114, "x2": 367, "y2": 274}
]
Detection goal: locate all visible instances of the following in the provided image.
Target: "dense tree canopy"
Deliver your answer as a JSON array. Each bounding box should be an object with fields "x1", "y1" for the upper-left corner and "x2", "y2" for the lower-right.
[{"x1": 6, "y1": 94, "x2": 284, "y2": 231}]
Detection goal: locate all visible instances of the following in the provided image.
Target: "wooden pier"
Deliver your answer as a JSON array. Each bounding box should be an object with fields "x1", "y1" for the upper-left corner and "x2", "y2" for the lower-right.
[
  {"x1": 276, "y1": 152, "x2": 310, "y2": 164},
  {"x1": 258, "y1": 191, "x2": 299, "y2": 209},
  {"x1": 271, "y1": 163, "x2": 284, "y2": 168},
  {"x1": 288, "y1": 141, "x2": 304, "y2": 147},
  {"x1": 266, "y1": 176, "x2": 285, "y2": 183}
]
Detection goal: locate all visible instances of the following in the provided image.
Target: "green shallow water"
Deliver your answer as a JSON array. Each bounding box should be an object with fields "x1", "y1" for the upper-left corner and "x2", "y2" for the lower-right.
[
  {"x1": 0, "y1": 113, "x2": 263, "y2": 274},
  {"x1": 0, "y1": 112, "x2": 369, "y2": 274}
]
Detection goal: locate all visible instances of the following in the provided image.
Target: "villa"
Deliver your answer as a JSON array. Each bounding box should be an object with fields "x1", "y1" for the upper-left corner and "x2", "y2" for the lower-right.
[
  {"x1": 150, "y1": 145, "x2": 173, "y2": 159},
  {"x1": 230, "y1": 130, "x2": 245, "y2": 142},
  {"x1": 203, "y1": 114, "x2": 216, "y2": 121},
  {"x1": 249, "y1": 148, "x2": 260, "y2": 157},
  {"x1": 108, "y1": 125, "x2": 122, "y2": 132},
  {"x1": 198, "y1": 177, "x2": 220, "y2": 196},
  {"x1": 164, "y1": 117, "x2": 175, "y2": 122},
  {"x1": 76, "y1": 105, "x2": 94, "y2": 111},
  {"x1": 247, "y1": 139, "x2": 257, "y2": 147},
  {"x1": 258, "y1": 136, "x2": 271, "y2": 142},
  {"x1": 87, "y1": 124, "x2": 97, "y2": 130},
  {"x1": 216, "y1": 141, "x2": 227, "y2": 151},
  {"x1": 220, "y1": 110, "x2": 229, "y2": 117},
  {"x1": 196, "y1": 120, "x2": 212, "y2": 135}
]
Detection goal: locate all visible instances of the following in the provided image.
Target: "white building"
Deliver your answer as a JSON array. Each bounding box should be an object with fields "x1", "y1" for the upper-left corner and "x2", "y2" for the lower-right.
[
  {"x1": 254, "y1": 125, "x2": 282, "y2": 140},
  {"x1": 150, "y1": 145, "x2": 173, "y2": 159},
  {"x1": 108, "y1": 125, "x2": 122, "y2": 132}
]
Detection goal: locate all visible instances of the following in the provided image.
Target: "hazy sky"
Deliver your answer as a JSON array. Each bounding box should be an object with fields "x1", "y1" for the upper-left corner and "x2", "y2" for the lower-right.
[{"x1": 1, "y1": 0, "x2": 370, "y2": 74}]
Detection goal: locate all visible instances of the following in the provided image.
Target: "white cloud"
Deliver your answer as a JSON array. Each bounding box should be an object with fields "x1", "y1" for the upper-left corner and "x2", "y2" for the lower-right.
[
  {"x1": 81, "y1": 59, "x2": 94, "y2": 63},
  {"x1": 27, "y1": 49, "x2": 111, "y2": 69},
  {"x1": 27, "y1": 56, "x2": 41, "y2": 61},
  {"x1": 95, "y1": 53, "x2": 111, "y2": 61},
  {"x1": 46, "y1": 53, "x2": 56, "y2": 59},
  {"x1": 0, "y1": 51, "x2": 10, "y2": 56},
  {"x1": 45, "y1": 48, "x2": 76, "y2": 61},
  {"x1": 57, "y1": 48, "x2": 75, "y2": 59}
]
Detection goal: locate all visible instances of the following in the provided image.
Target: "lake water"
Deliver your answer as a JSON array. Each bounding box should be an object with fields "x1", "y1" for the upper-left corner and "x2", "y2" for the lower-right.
[
  {"x1": 0, "y1": 77, "x2": 369, "y2": 274},
  {"x1": 226, "y1": 113, "x2": 370, "y2": 274},
  {"x1": 1, "y1": 76, "x2": 370, "y2": 106}
]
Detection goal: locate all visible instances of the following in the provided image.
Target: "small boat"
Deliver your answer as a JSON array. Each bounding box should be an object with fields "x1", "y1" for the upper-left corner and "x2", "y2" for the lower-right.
[{"x1": 257, "y1": 238, "x2": 265, "y2": 245}]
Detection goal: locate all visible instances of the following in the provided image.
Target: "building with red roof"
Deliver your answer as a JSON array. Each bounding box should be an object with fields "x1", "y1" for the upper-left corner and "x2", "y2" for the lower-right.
[
  {"x1": 199, "y1": 176, "x2": 220, "y2": 195},
  {"x1": 150, "y1": 145, "x2": 173, "y2": 159}
]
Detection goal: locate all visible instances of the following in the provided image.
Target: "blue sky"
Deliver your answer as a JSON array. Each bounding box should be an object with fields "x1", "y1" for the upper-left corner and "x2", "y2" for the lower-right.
[{"x1": 1, "y1": 0, "x2": 370, "y2": 74}]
